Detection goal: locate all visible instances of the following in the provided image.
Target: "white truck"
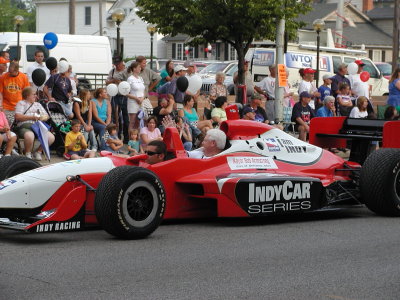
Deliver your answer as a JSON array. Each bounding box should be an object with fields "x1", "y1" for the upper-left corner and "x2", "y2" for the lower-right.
[
  {"x1": 0, "y1": 32, "x2": 112, "y2": 88},
  {"x1": 245, "y1": 45, "x2": 389, "y2": 97}
]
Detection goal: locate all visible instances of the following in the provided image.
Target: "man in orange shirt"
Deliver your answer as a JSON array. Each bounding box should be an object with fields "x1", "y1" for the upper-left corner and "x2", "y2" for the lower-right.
[{"x1": 0, "y1": 61, "x2": 30, "y2": 124}]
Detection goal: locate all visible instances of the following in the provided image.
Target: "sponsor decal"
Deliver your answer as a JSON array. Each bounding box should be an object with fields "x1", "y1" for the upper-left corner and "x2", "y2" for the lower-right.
[
  {"x1": 235, "y1": 178, "x2": 322, "y2": 215},
  {"x1": 272, "y1": 137, "x2": 308, "y2": 153},
  {"x1": 227, "y1": 156, "x2": 278, "y2": 170},
  {"x1": 0, "y1": 179, "x2": 17, "y2": 191},
  {"x1": 285, "y1": 53, "x2": 330, "y2": 71},
  {"x1": 35, "y1": 221, "x2": 81, "y2": 232},
  {"x1": 264, "y1": 138, "x2": 280, "y2": 152}
]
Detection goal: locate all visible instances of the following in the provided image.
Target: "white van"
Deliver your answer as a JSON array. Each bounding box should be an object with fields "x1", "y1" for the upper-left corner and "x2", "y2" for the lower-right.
[
  {"x1": 246, "y1": 45, "x2": 389, "y2": 97},
  {"x1": 0, "y1": 32, "x2": 112, "y2": 75}
]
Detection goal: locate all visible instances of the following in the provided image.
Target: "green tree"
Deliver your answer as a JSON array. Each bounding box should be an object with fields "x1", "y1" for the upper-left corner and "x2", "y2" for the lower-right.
[
  {"x1": 0, "y1": 0, "x2": 36, "y2": 33},
  {"x1": 136, "y1": 0, "x2": 312, "y2": 84}
]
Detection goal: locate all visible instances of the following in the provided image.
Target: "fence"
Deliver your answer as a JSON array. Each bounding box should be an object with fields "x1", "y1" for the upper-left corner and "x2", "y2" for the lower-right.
[{"x1": 76, "y1": 73, "x2": 108, "y2": 91}]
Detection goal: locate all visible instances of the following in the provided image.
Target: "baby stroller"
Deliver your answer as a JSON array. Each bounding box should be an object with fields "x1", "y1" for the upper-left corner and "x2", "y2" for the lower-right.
[{"x1": 40, "y1": 100, "x2": 71, "y2": 157}]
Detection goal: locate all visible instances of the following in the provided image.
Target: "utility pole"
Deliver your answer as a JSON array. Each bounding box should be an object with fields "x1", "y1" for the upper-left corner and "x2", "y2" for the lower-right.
[
  {"x1": 392, "y1": 0, "x2": 400, "y2": 69},
  {"x1": 275, "y1": 18, "x2": 285, "y2": 123},
  {"x1": 99, "y1": 0, "x2": 103, "y2": 36},
  {"x1": 335, "y1": 0, "x2": 344, "y2": 47},
  {"x1": 69, "y1": 0, "x2": 76, "y2": 34}
]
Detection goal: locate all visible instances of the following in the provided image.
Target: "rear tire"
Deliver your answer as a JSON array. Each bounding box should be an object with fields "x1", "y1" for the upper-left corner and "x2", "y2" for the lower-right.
[
  {"x1": 95, "y1": 166, "x2": 165, "y2": 239},
  {"x1": 0, "y1": 156, "x2": 41, "y2": 181},
  {"x1": 360, "y1": 148, "x2": 400, "y2": 216}
]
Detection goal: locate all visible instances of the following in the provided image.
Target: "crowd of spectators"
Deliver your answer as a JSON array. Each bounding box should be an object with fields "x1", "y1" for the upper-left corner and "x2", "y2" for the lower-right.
[{"x1": 1, "y1": 49, "x2": 399, "y2": 162}]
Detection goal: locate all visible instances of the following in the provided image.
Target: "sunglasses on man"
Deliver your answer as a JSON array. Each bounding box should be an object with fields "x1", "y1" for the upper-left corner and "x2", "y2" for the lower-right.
[{"x1": 145, "y1": 150, "x2": 161, "y2": 156}]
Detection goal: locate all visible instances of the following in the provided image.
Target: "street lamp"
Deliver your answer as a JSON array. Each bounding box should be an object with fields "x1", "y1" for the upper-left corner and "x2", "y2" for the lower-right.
[
  {"x1": 14, "y1": 15, "x2": 24, "y2": 61},
  {"x1": 146, "y1": 24, "x2": 157, "y2": 70},
  {"x1": 313, "y1": 19, "x2": 325, "y2": 88},
  {"x1": 112, "y1": 8, "x2": 126, "y2": 57}
]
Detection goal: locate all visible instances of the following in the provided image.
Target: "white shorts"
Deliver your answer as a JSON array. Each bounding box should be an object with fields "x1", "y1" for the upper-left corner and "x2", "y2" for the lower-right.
[
  {"x1": 127, "y1": 99, "x2": 140, "y2": 114},
  {"x1": 1, "y1": 131, "x2": 16, "y2": 142}
]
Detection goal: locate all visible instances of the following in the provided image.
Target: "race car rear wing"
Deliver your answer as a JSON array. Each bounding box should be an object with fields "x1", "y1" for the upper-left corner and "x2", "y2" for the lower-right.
[{"x1": 309, "y1": 117, "x2": 400, "y2": 164}]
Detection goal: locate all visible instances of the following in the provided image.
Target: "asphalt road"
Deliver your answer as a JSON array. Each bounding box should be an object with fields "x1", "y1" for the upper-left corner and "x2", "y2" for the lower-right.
[{"x1": 1, "y1": 207, "x2": 399, "y2": 300}]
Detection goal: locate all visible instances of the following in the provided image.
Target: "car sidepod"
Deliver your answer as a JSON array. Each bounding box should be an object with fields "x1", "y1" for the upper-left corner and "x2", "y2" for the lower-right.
[{"x1": 217, "y1": 175, "x2": 324, "y2": 216}]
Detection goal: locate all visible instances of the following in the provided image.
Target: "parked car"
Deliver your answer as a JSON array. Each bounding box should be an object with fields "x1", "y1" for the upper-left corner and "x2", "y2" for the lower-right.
[
  {"x1": 200, "y1": 61, "x2": 237, "y2": 94},
  {"x1": 375, "y1": 62, "x2": 392, "y2": 80}
]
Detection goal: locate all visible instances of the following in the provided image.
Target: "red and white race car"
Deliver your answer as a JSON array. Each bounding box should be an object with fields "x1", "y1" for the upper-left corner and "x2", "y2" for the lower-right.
[{"x1": 0, "y1": 119, "x2": 399, "y2": 239}]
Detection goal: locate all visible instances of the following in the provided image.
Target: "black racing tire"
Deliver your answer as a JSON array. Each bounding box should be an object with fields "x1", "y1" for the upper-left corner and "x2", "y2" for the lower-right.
[
  {"x1": 0, "y1": 156, "x2": 42, "y2": 181},
  {"x1": 360, "y1": 148, "x2": 400, "y2": 216},
  {"x1": 95, "y1": 166, "x2": 165, "y2": 239}
]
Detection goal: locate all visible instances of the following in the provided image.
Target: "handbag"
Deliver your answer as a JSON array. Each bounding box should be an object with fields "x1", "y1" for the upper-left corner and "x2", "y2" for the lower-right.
[
  {"x1": 141, "y1": 98, "x2": 153, "y2": 120},
  {"x1": 11, "y1": 102, "x2": 35, "y2": 131}
]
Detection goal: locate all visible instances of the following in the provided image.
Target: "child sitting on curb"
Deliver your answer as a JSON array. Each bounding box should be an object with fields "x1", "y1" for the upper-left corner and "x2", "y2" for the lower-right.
[{"x1": 64, "y1": 119, "x2": 96, "y2": 160}]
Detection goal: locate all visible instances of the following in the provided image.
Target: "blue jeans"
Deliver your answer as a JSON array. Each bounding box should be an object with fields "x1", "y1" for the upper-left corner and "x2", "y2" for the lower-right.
[
  {"x1": 82, "y1": 128, "x2": 97, "y2": 150},
  {"x1": 92, "y1": 121, "x2": 106, "y2": 150}
]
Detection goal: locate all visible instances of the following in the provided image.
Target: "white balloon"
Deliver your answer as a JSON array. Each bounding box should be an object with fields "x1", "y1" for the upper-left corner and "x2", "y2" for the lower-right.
[
  {"x1": 187, "y1": 74, "x2": 203, "y2": 94},
  {"x1": 106, "y1": 83, "x2": 118, "y2": 97},
  {"x1": 347, "y1": 62, "x2": 358, "y2": 75},
  {"x1": 118, "y1": 81, "x2": 131, "y2": 96}
]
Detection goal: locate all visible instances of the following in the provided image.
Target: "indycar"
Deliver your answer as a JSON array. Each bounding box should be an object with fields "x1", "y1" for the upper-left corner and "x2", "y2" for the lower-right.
[{"x1": 0, "y1": 118, "x2": 400, "y2": 239}]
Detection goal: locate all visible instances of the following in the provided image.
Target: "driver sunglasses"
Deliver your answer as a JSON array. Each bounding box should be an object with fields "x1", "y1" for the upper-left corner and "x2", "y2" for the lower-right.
[{"x1": 145, "y1": 150, "x2": 160, "y2": 156}]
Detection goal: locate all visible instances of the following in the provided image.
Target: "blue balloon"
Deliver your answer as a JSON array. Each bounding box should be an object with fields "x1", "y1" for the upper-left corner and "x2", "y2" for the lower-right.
[{"x1": 43, "y1": 32, "x2": 58, "y2": 50}]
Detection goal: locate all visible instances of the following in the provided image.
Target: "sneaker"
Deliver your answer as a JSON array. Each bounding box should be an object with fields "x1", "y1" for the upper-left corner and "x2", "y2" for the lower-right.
[
  {"x1": 91, "y1": 147, "x2": 97, "y2": 152},
  {"x1": 4, "y1": 154, "x2": 11, "y2": 157},
  {"x1": 11, "y1": 149, "x2": 19, "y2": 156},
  {"x1": 25, "y1": 152, "x2": 32, "y2": 159},
  {"x1": 33, "y1": 152, "x2": 42, "y2": 161},
  {"x1": 0, "y1": 154, "x2": 3, "y2": 159}
]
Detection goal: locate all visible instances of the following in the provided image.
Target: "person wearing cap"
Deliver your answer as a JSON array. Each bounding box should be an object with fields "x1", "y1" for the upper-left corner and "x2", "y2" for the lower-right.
[
  {"x1": 167, "y1": 64, "x2": 188, "y2": 110},
  {"x1": 0, "y1": 61, "x2": 30, "y2": 125},
  {"x1": 43, "y1": 60, "x2": 74, "y2": 119},
  {"x1": 0, "y1": 57, "x2": 9, "y2": 76},
  {"x1": 350, "y1": 60, "x2": 370, "y2": 100},
  {"x1": 136, "y1": 56, "x2": 161, "y2": 97},
  {"x1": 298, "y1": 68, "x2": 320, "y2": 109},
  {"x1": 246, "y1": 93, "x2": 268, "y2": 123},
  {"x1": 185, "y1": 60, "x2": 200, "y2": 101},
  {"x1": 291, "y1": 91, "x2": 315, "y2": 141},
  {"x1": 106, "y1": 56, "x2": 129, "y2": 143},
  {"x1": 26, "y1": 50, "x2": 50, "y2": 94},
  {"x1": 331, "y1": 63, "x2": 351, "y2": 98},
  {"x1": 316, "y1": 95, "x2": 336, "y2": 117},
  {"x1": 255, "y1": 64, "x2": 277, "y2": 121},
  {"x1": 242, "y1": 106, "x2": 256, "y2": 121},
  {"x1": 318, "y1": 74, "x2": 333, "y2": 103}
]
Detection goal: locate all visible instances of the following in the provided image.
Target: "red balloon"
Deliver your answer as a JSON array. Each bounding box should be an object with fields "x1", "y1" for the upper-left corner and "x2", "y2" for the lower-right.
[{"x1": 360, "y1": 71, "x2": 370, "y2": 82}]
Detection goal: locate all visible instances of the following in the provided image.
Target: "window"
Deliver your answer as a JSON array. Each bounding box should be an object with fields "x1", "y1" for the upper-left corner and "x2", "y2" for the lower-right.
[
  {"x1": 332, "y1": 56, "x2": 342, "y2": 73},
  {"x1": 26, "y1": 45, "x2": 49, "y2": 62},
  {"x1": 229, "y1": 45, "x2": 237, "y2": 60},
  {"x1": 85, "y1": 7, "x2": 91, "y2": 25},
  {"x1": 372, "y1": 50, "x2": 382, "y2": 62},
  {"x1": 361, "y1": 59, "x2": 379, "y2": 78},
  {"x1": 175, "y1": 43, "x2": 183, "y2": 60}
]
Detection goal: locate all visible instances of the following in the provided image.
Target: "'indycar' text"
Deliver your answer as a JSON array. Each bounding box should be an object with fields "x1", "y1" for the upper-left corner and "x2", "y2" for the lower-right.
[{"x1": 235, "y1": 179, "x2": 322, "y2": 216}]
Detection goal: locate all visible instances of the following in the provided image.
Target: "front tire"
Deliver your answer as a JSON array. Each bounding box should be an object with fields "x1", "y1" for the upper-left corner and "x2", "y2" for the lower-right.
[
  {"x1": 95, "y1": 166, "x2": 165, "y2": 239},
  {"x1": 360, "y1": 148, "x2": 400, "y2": 216},
  {"x1": 0, "y1": 156, "x2": 41, "y2": 181}
]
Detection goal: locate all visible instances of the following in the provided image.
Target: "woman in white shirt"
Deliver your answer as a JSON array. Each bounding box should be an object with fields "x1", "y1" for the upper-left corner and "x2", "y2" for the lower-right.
[
  {"x1": 14, "y1": 87, "x2": 55, "y2": 160},
  {"x1": 126, "y1": 62, "x2": 145, "y2": 130},
  {"x1": 350, "y1": 96, "x2": 369, "y2": 119}
]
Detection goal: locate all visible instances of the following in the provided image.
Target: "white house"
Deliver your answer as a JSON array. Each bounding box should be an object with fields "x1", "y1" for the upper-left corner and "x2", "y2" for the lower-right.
[{"x1": 33, "y1": 0, "x2": 166, "y2": 59}]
